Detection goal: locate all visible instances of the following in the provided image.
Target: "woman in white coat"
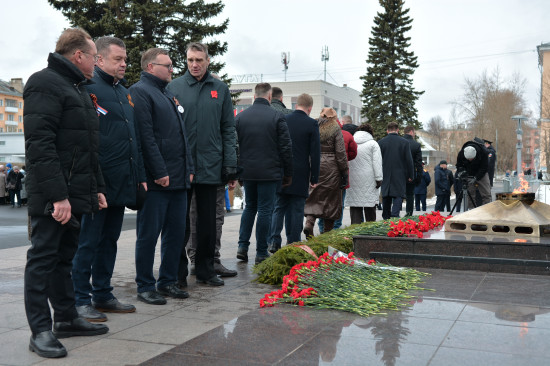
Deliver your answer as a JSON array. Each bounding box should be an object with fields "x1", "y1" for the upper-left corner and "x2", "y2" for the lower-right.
[{"x1": 345, "y1": 123, "x2": 383, "y2": 223}]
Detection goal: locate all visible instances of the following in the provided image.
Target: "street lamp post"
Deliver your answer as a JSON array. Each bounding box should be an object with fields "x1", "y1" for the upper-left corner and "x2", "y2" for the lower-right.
[{"x1": 511, "y1": 115, "x2": 528, "y2": 176}]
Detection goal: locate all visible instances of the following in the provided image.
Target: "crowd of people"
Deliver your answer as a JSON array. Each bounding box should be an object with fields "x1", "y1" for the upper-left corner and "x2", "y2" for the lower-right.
[{"x1": 18, "y1": 27, "x2": 499, "y2": 359}]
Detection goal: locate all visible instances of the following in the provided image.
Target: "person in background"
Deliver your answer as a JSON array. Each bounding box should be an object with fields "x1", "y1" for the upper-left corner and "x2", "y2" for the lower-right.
[
  {"x1": 414, "y1": 161, "x2": 431, "y2": 211},
  {"x1": 6, "y1": 165, "x2": 24, "y2": 208},
  {"x1": 377, "y1": 122, "x2": 414, "y2": 219},
  {"x1": 0, "y1": 165, "x2": 6, "y2": 205},
  {"x1": 434, "y1": 160, "x2": 453, "y2": 212},
  {"x1": 303, "y1": 108, "x2": 348, "y2": 236},
  {"x1": 345, "y1": 123, "x2": 383, "y2": 223},
  {"x1": 403, "y1": 126, "x2": 423, "y2": 216},
  {"x1": 484, "y1": 139, "x2": 496, "y2": 187},
  {"x1": 270, "y1": 86, "x2": 293, "y2": 114}
]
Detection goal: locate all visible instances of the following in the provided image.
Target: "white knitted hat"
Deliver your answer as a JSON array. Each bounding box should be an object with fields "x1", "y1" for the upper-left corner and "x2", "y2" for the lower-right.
[{"x1": 464, "y1": 146, "x2": 477, "y2": 159}]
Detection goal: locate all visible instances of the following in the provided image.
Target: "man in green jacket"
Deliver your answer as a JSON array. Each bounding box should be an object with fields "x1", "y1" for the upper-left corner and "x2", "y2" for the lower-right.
[{"x1": 168, "y1": 42, "x2": 238, "y2": 286}]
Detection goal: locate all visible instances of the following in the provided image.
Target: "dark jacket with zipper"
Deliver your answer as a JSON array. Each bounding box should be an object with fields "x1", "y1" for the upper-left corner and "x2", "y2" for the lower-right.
[
  {"x1": 130, "y1": 72, "x2": 194, "y2": 190},
  {"x1": 167, "y1": 70, "x2": 236, "y2": 185},
  {"x1": 23, "y1": 52, "x2": 105, "y2": 216},
  {"x1": 86, "y1": 67, "x2": 146, "y2": 206},
  {"x1": 235, "y1": 97, "x2": 293, "y2": 181}
]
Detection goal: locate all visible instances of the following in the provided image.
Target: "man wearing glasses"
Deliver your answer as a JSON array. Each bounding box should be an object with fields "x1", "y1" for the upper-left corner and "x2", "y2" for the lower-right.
[
  {"x1": 130, "y1": 48, "x2": 195, "y2": 305},
  {"x1": 168, "y1": 42, "x2": 238, "y2": 286},
  {"x1": 23, "y1": 28, "x2": 109, "y2": 358}
]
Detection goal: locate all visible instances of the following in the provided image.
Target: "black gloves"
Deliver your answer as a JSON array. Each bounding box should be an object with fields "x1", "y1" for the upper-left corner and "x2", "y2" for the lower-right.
[
  {"x1": 468, "y1": 177, "x2": 477, "y2": 185},
  {"x1": 375, "y1": 180, "x2": 382, "y2": 189},
  {"x1": 282, "y1": 176, "x2": 292, "y2": 188},
  {"x1": 221, "y1": 167, "x2": 239, "y2": 184},
  {"x1": 340, "y1": 174, "x2": 348, "y2": 189}
]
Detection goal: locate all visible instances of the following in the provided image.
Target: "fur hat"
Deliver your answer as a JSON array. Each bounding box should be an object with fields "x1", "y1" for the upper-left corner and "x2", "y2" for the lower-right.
[{"x1": 319, "y1": 107, "x2": 337, "y2": 120}]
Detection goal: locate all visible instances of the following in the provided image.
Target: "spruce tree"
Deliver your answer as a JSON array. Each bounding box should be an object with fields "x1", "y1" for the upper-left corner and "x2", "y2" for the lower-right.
[
  {"x1": 360, "y1": 0, "x2": 424, "y2": 139},
  {"x1": 48, "y1": 0, "x2": 229, "y2": 85}
]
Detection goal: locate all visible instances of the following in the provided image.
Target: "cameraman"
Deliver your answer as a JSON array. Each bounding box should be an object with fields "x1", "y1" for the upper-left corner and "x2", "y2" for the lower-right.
[{"x1": 456, "y1": 138, "x2": 491, "y2": 209}]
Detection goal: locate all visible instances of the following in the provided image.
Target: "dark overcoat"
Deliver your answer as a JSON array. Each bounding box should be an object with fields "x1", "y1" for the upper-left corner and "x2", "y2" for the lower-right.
[
  {"x1": 280, "y1": 110, "x2": 320, "y2": 197},
  {"x1": 377, "y1": 133, "x2": 413, "y2": 198},
  {"x1": 86, "y1": 67, "x2": 146, "y2": 206},
  {"x1": 403, "y1": 134, "x2": 423, "y2": 184}
]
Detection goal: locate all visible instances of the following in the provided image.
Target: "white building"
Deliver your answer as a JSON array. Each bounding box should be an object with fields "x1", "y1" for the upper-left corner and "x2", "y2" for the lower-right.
[
  {"x1": 230, "y1": 80, "x2": 363, "y2": 124},
  {"x1": 0, "y1": 132, "x2": 25, "y2": 164}
]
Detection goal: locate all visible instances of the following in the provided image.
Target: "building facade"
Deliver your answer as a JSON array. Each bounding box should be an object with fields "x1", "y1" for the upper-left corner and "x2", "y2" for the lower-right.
[
  {"x1": 230, "y1": 80, "x2": 362, "y2": 123},
  {"x1": 0, "y1": 78, "x2": 25, "y2": 164}
]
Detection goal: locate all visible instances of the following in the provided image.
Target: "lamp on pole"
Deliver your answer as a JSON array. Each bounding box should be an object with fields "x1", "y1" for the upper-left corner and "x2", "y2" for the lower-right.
[{"x1": 511, "y1": 115, "x2": 528, "y2": 175}]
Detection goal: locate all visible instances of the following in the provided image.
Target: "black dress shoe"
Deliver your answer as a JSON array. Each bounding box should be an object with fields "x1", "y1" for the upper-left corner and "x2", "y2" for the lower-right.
[
  {"x1": 29, "y1": 331, "x2": 67, "y2": 358},
  {"x1": 236, "y1": 249, "x2": 248, "y2": 262},
  {"x1": 53, "y1": 317, "x2": 109, "y2": 338},
  {"x1": 157, "y1": 283, "x2": 190, "y2": 299},
  {"x1": 76, "y1": 304, "x2": 107, "y2": 322},
  {"x1": 255, "y1": 256, "x2": 270, "y2": 265},
  {"x1": 137, "y1": 290, "x2": 167, "y2": 305},
  {"x1": 268, "y1": 243, "x2": 281, "y2": 254},
  {"x1": 197, "y1": 275, "x2": 224, "y2": 286},
  {"x1": 214, "y1": 262, "x2": 238, "y2": 277},
  {"x1": 93, "y1": 298, "x2": 136, "y2": 313},
  {"x1": 176, "y1": 279, "x2": 188, "y2": 289}
]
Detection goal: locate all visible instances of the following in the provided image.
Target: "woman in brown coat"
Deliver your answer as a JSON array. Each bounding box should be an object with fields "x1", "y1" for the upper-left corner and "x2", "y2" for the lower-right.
[{"x1": 303, "y1": 108, "x2": 348, "y2": 236}]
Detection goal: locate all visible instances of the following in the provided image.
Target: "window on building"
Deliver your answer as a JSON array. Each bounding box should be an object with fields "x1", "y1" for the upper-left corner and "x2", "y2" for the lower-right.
[
  {"x1": 341, "y1": 110, "x2": 346, "y2": 116},
  {"x1": 0, "y1": 99, "x2": 3, "y2": 107},
  {"x1": 6, "y1": 99, "x2": 17, "y2": 107},
  {"x1": 18, "y1": 129, "x2": 22, "y2": 132},
  {"x1": 0, "y1": 141, "x2": 5, "y2": 145},
  {"x1": 18, "y1": 116, "x2": 22, "y2": 122},
  {"x1": 7, "y1": 114, "x2": 14, "y2": 121},
  {"x1": 0, "y1": 113, "x2": 3, "y2": 120},
  {"x1": 19, "y1": 102, "x2": 22, "y2": 109}
]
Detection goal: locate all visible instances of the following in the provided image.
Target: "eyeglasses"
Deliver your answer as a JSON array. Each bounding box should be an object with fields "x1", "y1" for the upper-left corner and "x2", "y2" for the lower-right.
[
  {"x1": 152, "y1": 62, "x2": 174, "y2": 71},
  {"x1": 81, "y1": 51, "x2": 100, "y2": 62}
]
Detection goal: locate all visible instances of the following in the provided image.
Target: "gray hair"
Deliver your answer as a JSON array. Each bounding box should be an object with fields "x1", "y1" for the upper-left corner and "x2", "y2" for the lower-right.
[{"x1": 96, "y1": 36, "x2": 126, "y2": 55}]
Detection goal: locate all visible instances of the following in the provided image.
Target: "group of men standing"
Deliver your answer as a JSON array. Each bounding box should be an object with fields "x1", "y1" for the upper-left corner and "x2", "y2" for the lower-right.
[{"x1": 22, "y1": 28, "x2": 237, "y2": 358}]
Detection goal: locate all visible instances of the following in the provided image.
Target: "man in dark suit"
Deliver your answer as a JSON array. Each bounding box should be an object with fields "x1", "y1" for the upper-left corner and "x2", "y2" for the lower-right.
[
  {"x1": 403, "y1": 125, "x2": 423, "y2": 216},
  {"x1": 235, "y1": 83, "x2": 293, "y2": 264},
  {"x1": 268, "y1": 93, "x2": 320, "y2": 253},
  {"x1": 484, "y1": 139, "x2": 497, "y2": 187},
  {"x1": 377, "y1": 122, "x2": 414, "y2": 220}
]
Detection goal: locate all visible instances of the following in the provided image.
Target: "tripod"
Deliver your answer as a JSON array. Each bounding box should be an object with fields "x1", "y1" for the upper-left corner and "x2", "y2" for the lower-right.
[{"x1": 450, "y1": 179, "x2": 477, "y2": 215}]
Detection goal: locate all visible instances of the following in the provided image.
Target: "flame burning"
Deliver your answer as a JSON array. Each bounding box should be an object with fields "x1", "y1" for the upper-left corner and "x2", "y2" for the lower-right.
[{"x1": 513, "y1": 163, "x2": 531, "y2": 193}]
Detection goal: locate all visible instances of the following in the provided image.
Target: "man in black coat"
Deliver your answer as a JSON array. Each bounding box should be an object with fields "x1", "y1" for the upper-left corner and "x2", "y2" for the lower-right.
[
  {"x1": 130, "y1": 48, "x2": 195, "y2": 303},
  {"x1": 23, "y1": 28, "x2": 108, "y2": 358},
  {"x1": 377, "y1": 122, "x2": 414, "y2": 220},
  {"x1": 72, "y1": 37, "x2": 147, "y2": 323},
  {"x1": 484, "y1": 139, "x2": 497, "y2": 187},
  {"x1": 456, "y1": 138, "x2": 491, "y2": 208},
  {"x1": 236, "y1": 83, "x2": 293, "y2": 264},
  {"x1": 268, "y1": 93, "x2": 320, "y2": 253},
  {"x1": 403, "y1": 126, "x2": 423, "y2": 216}
]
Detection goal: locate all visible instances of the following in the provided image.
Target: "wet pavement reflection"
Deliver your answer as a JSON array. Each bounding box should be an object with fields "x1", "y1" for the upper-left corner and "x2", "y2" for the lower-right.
[{"x1": 139, "y1": 269, "x2": 550, "y2": 366}]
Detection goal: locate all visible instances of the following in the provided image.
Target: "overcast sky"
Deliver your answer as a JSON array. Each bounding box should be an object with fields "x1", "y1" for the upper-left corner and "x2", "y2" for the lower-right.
[{"x1": 2, "y1": 0, "x2": 549, "y2": 125}]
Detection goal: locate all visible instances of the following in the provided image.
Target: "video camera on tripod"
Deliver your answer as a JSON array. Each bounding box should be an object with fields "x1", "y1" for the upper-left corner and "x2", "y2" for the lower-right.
[{"x1": 451, "y1": 169, "x2": 477, "y2": 214}]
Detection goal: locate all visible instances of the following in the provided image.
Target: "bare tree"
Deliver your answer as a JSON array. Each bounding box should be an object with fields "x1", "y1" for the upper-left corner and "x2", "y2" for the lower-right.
[
  {"x1": 453, "y1": 68, "x2": 529, "y2": 174},
  {"x1": 425, "y1": 115, "x2": 445, "y2": 151}
]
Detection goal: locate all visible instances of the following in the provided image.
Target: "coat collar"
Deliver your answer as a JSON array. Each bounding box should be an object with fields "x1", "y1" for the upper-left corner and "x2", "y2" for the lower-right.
[
  {"x1": 253, "y1": 98, "x2": 270, "y2": 106},
  {"x1": 183, "y1": 69, "x2": 212, "y2": 85},
  {"x1": 94, "y1": 66, "x2": 126, "y2": 85},
  {"x1": 48, "y1": 52, "x2": 90, "y2": 85},
  {"x1": 140, "y1": 71, "x2": 168, "y2": 89}
]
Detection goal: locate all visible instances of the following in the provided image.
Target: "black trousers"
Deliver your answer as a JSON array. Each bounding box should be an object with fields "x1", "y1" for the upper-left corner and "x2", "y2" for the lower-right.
[
  {"x1": 178, "y1": 184, "x2": 218, "y2": 281},
  {"x1": 25, "y1": 215, "x2": 80, "y2": 334},
  {"x1": 405, "y1": 183, "x2": 415, "y2": 215},
  {"x1": 350, "y1": 207, "x2": 376, "y2": 224}
]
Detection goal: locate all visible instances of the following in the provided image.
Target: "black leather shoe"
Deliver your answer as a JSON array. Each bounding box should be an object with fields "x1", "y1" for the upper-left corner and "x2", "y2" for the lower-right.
[
  {"x1": 176, "y1": 280, "x2": 188, "y2": 289},
  {"x1": 157, "y1": 283, "x2": 190, "y2": 299},
  {"x1": 29, "y1": 331, "x2": 67, "y2": 358},
  {"x1": 76, "y1": 304, "x2": 107, "y2": 322},
  {"x1": 137, "y1": 291, "x2": 167, "y2": 305},
  {"x1": 93, "y1": 298, "x2": 136, "y2": 313},
  {"x1": 236, "y1": 249, "x2": 248, "y2": 262},
  {"x1": 53, "y1": 317, "x2": 109, "y2": 338},
  {"x1": 197, "y1": 275, "x2": 224, "y2": 286},
  {"x1": 214, "y1": 262, "x2": 238, "y2": 277},
  {"x1": 255, "y1": 256, "x2": 270, "y2": 265}
]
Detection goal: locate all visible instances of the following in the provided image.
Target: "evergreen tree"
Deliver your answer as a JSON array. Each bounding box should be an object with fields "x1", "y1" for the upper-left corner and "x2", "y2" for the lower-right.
[
  {"x1": 360, "y1": 0, "x2": 424, "y2": 139},
  {"x1": 48, "y1": 0, "x2": 229, "y2": 85}
]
